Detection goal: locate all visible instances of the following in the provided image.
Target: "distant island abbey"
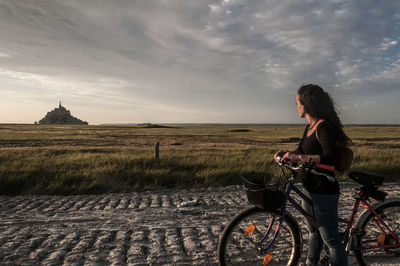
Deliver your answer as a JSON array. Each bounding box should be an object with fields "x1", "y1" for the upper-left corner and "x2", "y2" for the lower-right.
[{"x1": 37, "y1": 102, "x2": 88, "y2": 125}]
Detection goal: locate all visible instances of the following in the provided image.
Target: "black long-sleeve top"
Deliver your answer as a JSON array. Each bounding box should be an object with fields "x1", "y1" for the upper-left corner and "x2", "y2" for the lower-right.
[{"x1": 294, "y1": 121, "x2": 340, "y2": 195}]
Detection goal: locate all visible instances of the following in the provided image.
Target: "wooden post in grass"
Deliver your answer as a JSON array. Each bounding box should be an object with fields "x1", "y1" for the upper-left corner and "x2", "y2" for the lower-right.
[{"x1": 155, "y1": 142, "x2": 160, "y2": 165}]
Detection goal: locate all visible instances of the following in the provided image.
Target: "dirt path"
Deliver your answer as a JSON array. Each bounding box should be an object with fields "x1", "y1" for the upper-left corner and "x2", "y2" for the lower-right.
[{"x1": 0, "y1": 183, "x2": 399, "y2": 265}]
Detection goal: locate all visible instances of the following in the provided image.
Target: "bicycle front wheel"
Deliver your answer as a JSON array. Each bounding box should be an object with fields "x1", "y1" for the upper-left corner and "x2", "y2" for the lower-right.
[
  {"x1": 218, "y1": 207, "x2": 302, "y2": 266},
  {"x1": 354, "y1": 199, "x2": 400, "y2": 265}
]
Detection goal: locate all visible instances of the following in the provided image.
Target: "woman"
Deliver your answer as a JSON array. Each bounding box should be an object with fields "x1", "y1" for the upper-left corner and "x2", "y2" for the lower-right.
[{"x1": 274, "y1": 84, "x2": 351, "y2": 266}]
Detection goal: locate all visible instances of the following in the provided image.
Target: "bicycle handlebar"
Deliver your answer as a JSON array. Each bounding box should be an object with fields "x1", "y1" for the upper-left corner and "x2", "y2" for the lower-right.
[
  {"x1": 274, "y1": 156, "x2": 303, "y2": 170},
  {"x1": 275, "y1": 156, "x2": 336, "y2": 182}
]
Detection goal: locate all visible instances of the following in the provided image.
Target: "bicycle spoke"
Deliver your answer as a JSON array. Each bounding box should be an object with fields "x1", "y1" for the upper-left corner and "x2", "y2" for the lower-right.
[{"x1": 219, "y1": 208, "x2": 301, "y2": 265}]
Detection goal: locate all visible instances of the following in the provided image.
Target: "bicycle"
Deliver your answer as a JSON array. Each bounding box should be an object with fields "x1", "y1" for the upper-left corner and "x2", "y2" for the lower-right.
[{"x1": 218, "y1": 158, "x2": 400, "y2": 265}]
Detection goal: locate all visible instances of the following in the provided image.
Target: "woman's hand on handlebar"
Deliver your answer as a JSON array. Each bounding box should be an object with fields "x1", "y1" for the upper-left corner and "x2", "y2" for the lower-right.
[
  {"x1": 280, "y1": 152, "x2": 301, "y2": 162},
  {"x1": 274, "y1": 151, "x2": 286, "y2": 161}
]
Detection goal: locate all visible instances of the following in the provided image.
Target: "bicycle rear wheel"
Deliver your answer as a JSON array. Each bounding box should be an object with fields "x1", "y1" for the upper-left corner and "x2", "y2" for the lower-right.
[
  {"x1": 354, "y1": 199, "x2": 400, "y2": 265},
  {"x1": 218, "y1": 207, "x2": 302, "y2": 266}
]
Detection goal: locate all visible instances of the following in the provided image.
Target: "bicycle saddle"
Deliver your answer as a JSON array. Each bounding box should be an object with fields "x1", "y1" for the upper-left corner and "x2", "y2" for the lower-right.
[{"x1": 348, "y1": 171, "x2": 385, "y2": 187}]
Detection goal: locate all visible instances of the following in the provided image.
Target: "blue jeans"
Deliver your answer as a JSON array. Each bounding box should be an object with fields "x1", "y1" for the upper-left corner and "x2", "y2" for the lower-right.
[{"x1": 301, "y1": 191, "x2": 348, "y2": 266}]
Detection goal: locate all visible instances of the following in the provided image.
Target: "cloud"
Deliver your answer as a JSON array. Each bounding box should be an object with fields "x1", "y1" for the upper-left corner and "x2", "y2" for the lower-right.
[
  {"x1": 0, "y1": 0, "x2": 400, "y2": 123},
  {"x1": 380, "y1": 38, "x2": 398, "y2": 50}
]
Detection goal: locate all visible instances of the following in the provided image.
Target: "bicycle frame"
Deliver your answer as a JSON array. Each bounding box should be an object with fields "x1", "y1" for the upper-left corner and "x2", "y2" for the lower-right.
[{"x1": 258, "y1": 169, "x2": 400, "y2": 254}]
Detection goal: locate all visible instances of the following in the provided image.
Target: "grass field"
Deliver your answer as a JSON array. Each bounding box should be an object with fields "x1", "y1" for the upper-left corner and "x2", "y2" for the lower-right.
[{"x1": 0, "y1": 124, "x2": 399, "y2": 195}]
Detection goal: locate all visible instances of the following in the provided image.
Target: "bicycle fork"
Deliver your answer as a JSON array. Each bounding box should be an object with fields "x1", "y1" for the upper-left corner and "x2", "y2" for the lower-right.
[
  {"x1": 252, "y1": 214, "x2": 284, "y2": 265},
  {"x1": 257, "y1": 215, "x2": 283, "y2": 252}
]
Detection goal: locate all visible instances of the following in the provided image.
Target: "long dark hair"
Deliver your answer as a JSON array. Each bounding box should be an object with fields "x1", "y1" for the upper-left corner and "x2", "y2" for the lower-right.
[{"x1": 297, "y1": 84, "x2": 352, "y2": 146}]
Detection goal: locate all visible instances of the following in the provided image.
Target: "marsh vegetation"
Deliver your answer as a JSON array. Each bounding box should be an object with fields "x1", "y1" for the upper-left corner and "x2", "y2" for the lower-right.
[{"x1": 0, "y1": 124, "x2": 399, "y2": 195}]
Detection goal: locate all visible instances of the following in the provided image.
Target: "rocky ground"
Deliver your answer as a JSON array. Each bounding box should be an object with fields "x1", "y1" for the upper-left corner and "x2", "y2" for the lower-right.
[{"x1": 0, "y1": 183, "x2": 399, "y2": 265}]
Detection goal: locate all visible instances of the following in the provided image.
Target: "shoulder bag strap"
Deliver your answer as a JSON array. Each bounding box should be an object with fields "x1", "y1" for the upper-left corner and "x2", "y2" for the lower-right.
[{"x1": 315, "y1": 125, "x2": 320, "y2": 144}]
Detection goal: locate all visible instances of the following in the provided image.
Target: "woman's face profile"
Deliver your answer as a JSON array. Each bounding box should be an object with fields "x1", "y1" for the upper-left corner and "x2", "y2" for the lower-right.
[{"x1": 296, "y1": 94, "x2": 305, "y2": 118}]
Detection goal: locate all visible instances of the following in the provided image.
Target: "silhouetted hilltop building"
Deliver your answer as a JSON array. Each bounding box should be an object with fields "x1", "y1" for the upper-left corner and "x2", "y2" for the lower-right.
[{"x1": 38, "y1": 101, "x2": 88, "y2": 125}]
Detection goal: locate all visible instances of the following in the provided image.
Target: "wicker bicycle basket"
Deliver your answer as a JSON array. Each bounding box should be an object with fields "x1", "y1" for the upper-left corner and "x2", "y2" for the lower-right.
[{"x1": 241, "y1": 175, "x2": 285, "y2": 210}]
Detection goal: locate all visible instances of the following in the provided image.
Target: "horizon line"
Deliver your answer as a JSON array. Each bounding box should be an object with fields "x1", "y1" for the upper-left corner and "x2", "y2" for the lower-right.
[{"x1": 1, "y1": 122, "x2": 400, "y2": 126}]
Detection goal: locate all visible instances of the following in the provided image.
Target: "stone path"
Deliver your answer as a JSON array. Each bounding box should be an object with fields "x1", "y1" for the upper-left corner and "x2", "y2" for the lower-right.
[{"x1": 0, "y1": 183, "x2": 399, "y2": 265}]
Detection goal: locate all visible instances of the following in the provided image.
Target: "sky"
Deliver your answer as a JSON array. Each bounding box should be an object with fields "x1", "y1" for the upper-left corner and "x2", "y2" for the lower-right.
[{"x1": 0, "y1": 0, "x2": 400, "y2": 125}]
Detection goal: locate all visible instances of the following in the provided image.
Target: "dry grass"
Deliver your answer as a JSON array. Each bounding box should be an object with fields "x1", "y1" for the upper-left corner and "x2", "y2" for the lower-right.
[{"x1": 0, "y1": 124, "x2": 399, "y2": 195}]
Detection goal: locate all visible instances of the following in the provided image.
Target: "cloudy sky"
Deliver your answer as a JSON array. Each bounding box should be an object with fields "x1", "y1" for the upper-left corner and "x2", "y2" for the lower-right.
[{"x1": 0, "y1": 0, "x2": 399, "y2": 124}]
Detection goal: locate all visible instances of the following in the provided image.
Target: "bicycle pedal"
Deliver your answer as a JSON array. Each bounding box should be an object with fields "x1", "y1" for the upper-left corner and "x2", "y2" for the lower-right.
[{"x1": 320, "y1": 255, "x2": 331, "y2": 265}]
